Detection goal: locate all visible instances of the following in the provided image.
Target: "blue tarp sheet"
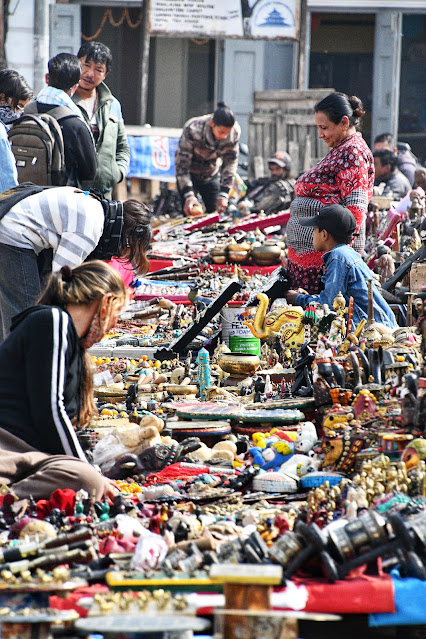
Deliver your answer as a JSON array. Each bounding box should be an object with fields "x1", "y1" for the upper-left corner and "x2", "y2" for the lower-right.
[
  {"x1": 369, "y1": 570, "x2": 426, "y2": 627},
  {"x1": 127, "y1": 135, "x2": 180, "y2": 181}
]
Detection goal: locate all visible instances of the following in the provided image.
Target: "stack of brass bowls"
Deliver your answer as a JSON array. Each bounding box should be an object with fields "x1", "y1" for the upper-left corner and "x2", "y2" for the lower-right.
[{"x1": 211, "y1": 238, "x2": 284, "y2": 266}]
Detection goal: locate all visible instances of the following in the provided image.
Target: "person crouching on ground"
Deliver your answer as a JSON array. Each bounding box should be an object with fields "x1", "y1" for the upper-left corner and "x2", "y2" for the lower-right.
[
  {"x1": 285, "y1": 204, "x2": 397, "y2": 329},
  {"x1": 0, "y1": 260, "x2": 127, "y2": 501},
  {"x1": 0, "y1": 185, "x2": 152, "y2": 342}
]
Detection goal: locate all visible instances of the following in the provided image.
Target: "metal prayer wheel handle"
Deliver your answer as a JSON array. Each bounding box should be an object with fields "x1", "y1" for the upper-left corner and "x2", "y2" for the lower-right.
[
  {"x1": 210, "y1": 563, "x2": 283, "y2": 639},
  {"x1": 273, "y1": 521, "x2": 338, "y2": 582},
  {"x1": 388, "y1": 512, "x2": 426, "y2": 580},
  {"x1": 328, "y1": 510, "x2": 387, "y2": 563},
  {"x1": 333, "y1": 512, "x2": 426, "y2": 581},
  {"x1": 406, "y1": 292, "x2": 416, "y2": 327},
  {"x1": 214, "y1": 609, "x2": 341, "y2": 639}
]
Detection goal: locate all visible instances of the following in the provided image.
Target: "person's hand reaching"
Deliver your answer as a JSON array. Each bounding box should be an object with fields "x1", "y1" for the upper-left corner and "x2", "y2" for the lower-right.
[
  {"x1": 102, "y1": 477, "x2": 121, "y2": 500},
  {"x1": 286, "y1": 288, "x2": 308, "y2": 305},
  {"x1": 216, "y1": 195, "x2": 229, "y2": 214}
]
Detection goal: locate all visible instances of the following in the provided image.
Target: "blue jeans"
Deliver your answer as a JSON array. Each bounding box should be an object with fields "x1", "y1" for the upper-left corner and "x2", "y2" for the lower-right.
[{"x1": 0, "y1": 243, "x2": 41, "y2": 343}]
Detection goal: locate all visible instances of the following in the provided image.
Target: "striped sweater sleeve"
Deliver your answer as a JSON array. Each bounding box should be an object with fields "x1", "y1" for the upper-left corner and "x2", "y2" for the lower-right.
[
  {"x1": 24, "y1": 308, "x2": 87, "y2": 460},
  {"x1": 52, "y1": 190, "x2": 105, "y2": 271}
]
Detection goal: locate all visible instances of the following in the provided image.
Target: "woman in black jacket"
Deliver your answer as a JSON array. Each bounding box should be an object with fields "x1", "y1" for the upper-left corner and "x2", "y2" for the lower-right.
[{"x1": 0, "y1": 260, "x2": 127, "y2": 501}]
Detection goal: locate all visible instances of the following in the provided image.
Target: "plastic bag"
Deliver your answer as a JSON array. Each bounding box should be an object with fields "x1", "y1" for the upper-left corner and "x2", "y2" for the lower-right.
[{"x1": 92, "y1": 434, "x2": 128, "y2": 471}]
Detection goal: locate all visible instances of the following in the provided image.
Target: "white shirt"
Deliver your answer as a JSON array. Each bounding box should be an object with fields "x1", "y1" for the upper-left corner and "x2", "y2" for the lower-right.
[{"x1": 0, "y1": 187, "x2": 104, "y2": 270}]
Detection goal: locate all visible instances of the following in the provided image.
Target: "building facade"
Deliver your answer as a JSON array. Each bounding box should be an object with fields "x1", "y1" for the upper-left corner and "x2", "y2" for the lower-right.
[{"x1": 4, "y1": 0, "x2": 426, "y2": 163}]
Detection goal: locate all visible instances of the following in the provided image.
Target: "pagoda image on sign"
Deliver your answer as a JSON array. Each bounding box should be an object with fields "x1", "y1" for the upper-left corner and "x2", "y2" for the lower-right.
[{"x1": 260, "y1": 8, "x2": 291, "y2": 27}]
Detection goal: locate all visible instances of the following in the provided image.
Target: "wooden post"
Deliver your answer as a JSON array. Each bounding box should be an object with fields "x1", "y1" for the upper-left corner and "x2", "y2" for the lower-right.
[
  {"x1": 223, "y1": 583, "x2": 272, "y2": 639},
  {"x1": 297, "y1": 0, "x2": 308, "y2": 90},
  {"x1": 0, "y1": 0, "x2": 5, "y2": 69},
  {"x1": 210, "y1": 564, "x2": 283, "y2": 639},
  {"x1": 138, "y1": 0, "x2": 151, "y2": 125}
]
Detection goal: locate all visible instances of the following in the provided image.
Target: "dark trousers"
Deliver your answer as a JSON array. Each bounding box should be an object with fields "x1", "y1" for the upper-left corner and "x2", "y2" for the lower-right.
[
  {"x1": 178, "y1": 172, "x2": 220, "y2": 214},
  {"x1": 0, "y1": 243, "x2": 41, "y2": 343}
]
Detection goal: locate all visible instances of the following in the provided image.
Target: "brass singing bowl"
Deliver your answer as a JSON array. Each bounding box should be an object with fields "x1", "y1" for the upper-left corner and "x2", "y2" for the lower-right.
[
  {"x1": 161, "y1": 384, "x2": 198, "y2": 395},
  {"x1": 218, "y1": 352, "x2": 261, "y2": 376},
  {"x1": 228, "y1": 250, "x2": 249, "y2": 263},
  {"x1": 251, "y1": 244, "x2": 282, "y2": 266}
]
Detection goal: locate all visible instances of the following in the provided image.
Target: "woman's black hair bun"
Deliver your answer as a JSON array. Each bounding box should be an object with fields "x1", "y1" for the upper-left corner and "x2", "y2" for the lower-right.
[{"x1": 349, "y1": 95, "x2": 365, "y2": 120}]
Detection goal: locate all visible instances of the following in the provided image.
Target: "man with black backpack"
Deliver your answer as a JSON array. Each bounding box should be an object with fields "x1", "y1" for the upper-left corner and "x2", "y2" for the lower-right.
[{"x1": 8, "y1": 53, "x2": 96, "y2": 188}]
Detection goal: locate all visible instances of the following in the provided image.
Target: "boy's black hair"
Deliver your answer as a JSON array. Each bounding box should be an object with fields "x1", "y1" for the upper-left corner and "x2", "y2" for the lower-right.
[
  {"x1": 318, "y1": 225, "x2": 354, "y2": 245},
  {"x1": 77, "y1": 41, "x2": 112, "y2": 73},
  {"x1": 373, "y1": 148, "x2": 397, "y2": 172},
  {"x1": 47, "y1": 53, "x2": 81, "y2": 92}
]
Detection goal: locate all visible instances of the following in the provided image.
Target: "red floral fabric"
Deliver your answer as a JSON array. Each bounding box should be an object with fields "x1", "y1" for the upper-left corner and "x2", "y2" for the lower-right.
[
  {"x1": 286, "y1": 132, "x2": 374, "y2": 291},
  {"x1": 295, "y1": 132, "x2": 374, "y2": 227}
]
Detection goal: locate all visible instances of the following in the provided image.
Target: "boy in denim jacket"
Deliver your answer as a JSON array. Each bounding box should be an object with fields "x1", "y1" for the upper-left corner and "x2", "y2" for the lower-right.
[{"x1": 285, "y1": 204, "x2": 397, "y2": 329}]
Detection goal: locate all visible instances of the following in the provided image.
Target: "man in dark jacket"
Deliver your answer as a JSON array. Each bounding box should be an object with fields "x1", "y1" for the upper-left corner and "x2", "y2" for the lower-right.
[
  {"x1": 373, "y1": 132, "x2": 417, "y2": 187},
  {"x1": 33, "y1": 53, "x2": 97, "y2": 188},
  {"x1": 239, "y1": 151, "x2": 295, "y2": 216},
  {"x1": 373, "y1": 148, "x2": 411, "y2": 201}
]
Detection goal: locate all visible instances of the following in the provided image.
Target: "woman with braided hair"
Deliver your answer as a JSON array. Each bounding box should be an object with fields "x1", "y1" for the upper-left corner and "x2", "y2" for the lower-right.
[{"x1": 0, "y1": 260, "x2": 128, "y2": 501}]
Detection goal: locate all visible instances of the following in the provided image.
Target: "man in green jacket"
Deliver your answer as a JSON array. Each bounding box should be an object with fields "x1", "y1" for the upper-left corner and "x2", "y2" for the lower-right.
[{"x1": 72, "y1": 41, "x2": 130, "y2": 198}]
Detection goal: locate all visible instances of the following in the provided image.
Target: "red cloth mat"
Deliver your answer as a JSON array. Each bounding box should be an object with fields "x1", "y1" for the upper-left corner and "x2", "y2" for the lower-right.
[
  {"x1": 148, "y1": 259, "x2": 175, "y2": 272},
  {"x1": 274, "y1": 574, "x2": 395, "y2": 614},
  {"x1": 50, "y1": 584, "x2": 109, "y2": 617},
  {"x1": 228, "y1": 210, "x2": 290, "y2": 234},
  {"x1": 195, "y1": 574, "x2": 395, "y2": 616}
]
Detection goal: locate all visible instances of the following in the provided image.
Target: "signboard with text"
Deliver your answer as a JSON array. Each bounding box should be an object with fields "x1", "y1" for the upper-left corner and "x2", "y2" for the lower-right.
[{"x1": 150, "y1": 0, "x2": 300, "y2": 40}]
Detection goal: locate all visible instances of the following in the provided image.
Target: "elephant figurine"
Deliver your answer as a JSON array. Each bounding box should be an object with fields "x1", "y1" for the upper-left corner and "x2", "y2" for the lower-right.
[{"x1": 243, "y1": 293, "x2": 305, "y2": 348}]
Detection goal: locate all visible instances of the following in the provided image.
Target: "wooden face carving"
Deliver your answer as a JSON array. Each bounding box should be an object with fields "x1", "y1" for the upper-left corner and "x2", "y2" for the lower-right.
[
  {"x1": 321, "y1": 436, "x2": 344, "y2": 468},
  {"x1": 321, "y1": 433, "x2": 365, "y2": 473},
  {"x1": 401, "y1": 438, "x2": 426, "y2": 472}
]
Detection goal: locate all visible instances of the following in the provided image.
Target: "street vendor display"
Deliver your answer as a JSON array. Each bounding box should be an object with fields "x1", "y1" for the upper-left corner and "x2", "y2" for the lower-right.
[{"x1": 0, "y1": 175, "x2": 425, "y2": 638}]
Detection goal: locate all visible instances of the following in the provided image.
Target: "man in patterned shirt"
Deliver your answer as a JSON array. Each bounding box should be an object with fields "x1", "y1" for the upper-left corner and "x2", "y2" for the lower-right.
[{"x1": 175, "y1": 102, "x2": 240, "y2": 215}]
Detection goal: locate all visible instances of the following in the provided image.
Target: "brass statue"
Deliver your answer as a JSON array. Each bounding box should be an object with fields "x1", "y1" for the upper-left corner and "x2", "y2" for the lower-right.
[{"x1": 243, "y1": 293, "x2": 305, "y2": 347}]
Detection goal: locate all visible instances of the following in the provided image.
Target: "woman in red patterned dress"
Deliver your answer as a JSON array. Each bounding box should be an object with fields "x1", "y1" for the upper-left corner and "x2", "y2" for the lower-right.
[{"x1": 286, "y1": 92, "x2": 374, "y2": 293}]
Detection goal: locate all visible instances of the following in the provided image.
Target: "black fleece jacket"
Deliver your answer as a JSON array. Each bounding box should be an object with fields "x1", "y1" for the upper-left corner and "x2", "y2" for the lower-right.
[
  {"x1": 37, "y1": 102, "x2": 97, "y2": 188},
  {"x1": 0, "y1": 306, "x2": 87, "y2": 460}
]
